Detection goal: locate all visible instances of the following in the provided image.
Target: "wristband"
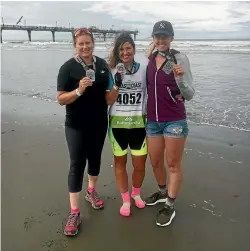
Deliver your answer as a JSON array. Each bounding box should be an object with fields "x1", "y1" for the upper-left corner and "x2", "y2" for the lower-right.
[{"x1": 76, "y1": 88, "x2": 82, "y2": 97}]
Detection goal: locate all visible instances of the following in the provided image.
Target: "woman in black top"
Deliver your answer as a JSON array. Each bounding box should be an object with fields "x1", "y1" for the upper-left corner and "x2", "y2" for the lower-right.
[{"x1": 57, "y1": 28, "x2": 110, "y2": 236}]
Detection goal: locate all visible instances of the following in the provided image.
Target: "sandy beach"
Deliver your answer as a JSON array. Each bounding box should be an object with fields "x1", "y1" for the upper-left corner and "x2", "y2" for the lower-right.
[{"x1": 1, "y1": 94, "x2": 250, "y2": 251}]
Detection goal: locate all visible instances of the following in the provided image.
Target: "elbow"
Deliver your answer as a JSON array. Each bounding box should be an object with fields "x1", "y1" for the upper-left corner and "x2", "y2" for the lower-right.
[
  {"x1": 105, "y1": 93, "x2": 116, "y2": 105},
  {"x1": 106, "y1": 98, "x2": 115, "y2": 105},
  {"x1": 184, "y1": 91, "x2": 195, "y2": 101},
  {"x1": 57, "y1": 97, "x2": 65, "y2": 106}
]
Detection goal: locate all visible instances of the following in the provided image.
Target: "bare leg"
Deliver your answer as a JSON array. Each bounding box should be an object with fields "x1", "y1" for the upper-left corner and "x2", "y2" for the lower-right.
[
  {"x1": 69, "y1": 192, "x2": 81, "y2": 209},
  {"x1": 147, "y1": 136, "x2": 166, "y2": 185},
  {"x1": 131, "y1": 154, "x2": 147, "y2": 188},
  {"x1": 131, "y1": 154, "x2": 147, "y2": 209},
  {"x1": 155, "y1": 136, "x2": 187, "y2": 226},
  {"x1": 165, "y1": 137, "x2": 186, "y2": 198},
  {"x1": 145, "y1": 136, "x2": 168, "y2": 206},
  {"x1": 88, "y1": 175, "x2": 98, "y2": 189},
  {"x1": 114, "y1": 154, "x2": 131, "y2": 216},
  {"x1": 114, "y1": 155, "x2": 128, "y2": 193}
]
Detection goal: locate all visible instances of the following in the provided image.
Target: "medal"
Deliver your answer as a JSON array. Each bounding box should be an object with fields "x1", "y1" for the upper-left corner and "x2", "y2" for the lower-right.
[
  {"x1": 159, "y1": 51, "x2": 174, "y2": 75},
  {"x1": 116, "y1": 63, "x2": 126, "y2": 77},
  {"x1": 162, "y1": 60, "x2": 174, "y2": 75},
  {"x1": 86, "y1": 69, "x2": 95, "y2": 82}
]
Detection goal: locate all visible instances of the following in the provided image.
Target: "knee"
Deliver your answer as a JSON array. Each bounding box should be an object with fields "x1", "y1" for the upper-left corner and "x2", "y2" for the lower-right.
[
  {"x1": 150, "y1": 158, "x2": 163, "y2": 170},
  {"x1": 133, "y1": 164, "x2": 145, "y2": 172},
  {"x1": 115, "y1": 157, "x2": 127, "y2": 168},
  {"x1": 167, "y1": 159, "x2": 181, "y2": 173},
  {"x1": 69, "y1": 159, "x2": 85, "y2": 175}
]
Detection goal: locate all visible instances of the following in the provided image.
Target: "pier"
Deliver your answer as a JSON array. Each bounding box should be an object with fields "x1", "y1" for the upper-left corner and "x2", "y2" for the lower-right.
[{"x1": 0, "y1": 24, "x2": 139, "y2": 43}]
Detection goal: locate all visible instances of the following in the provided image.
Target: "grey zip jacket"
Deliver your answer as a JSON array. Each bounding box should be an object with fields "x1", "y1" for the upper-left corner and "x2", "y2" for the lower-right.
[{"x1": 174, "y1": 52, "x2": 195, "y2": 101}]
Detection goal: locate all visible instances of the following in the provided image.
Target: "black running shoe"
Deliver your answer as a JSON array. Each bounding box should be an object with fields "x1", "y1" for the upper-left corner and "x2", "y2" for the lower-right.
[
  {"x1": 156, "y1": 205, "x2": 176, "y2": 227},
  {"x1": 145, "y1": 191, "x2": 168, "y2": 206}
]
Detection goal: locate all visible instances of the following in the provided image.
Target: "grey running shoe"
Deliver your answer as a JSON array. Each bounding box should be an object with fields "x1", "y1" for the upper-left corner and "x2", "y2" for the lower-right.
[
  {"x1": 145, "y1": 191, "x2": 168, "y2": 206},
  {"x1": 156, "y1": 205, "x2": 176, "y2": 227}
]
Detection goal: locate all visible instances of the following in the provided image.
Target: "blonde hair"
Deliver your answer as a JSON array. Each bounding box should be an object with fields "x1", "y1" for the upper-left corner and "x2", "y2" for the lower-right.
[{"x1": 146, "y1": 41, "x2": 156, "y2": 57}]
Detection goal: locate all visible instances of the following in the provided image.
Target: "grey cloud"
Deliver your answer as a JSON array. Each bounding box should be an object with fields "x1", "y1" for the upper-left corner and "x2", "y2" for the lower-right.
[
  {"x1": 228, "y1": 10, "x2": 246, "y2": 19},
  {"x1": 235, "y1": 21, "x2": 250, "y2": 29},
  {"x1": 1, "y1": 1, "x2": 250, "y2": 40}
]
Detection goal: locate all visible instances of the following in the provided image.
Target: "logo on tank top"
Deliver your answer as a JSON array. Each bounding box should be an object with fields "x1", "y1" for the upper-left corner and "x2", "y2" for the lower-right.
[{"x1": 121, "y1": 80, "x2": 142, "y2": 90}]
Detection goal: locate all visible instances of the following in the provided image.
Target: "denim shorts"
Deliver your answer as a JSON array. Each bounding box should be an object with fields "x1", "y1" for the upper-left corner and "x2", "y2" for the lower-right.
[{"x1": 146, "y1": 120, "x2": 189, "y2": 138}]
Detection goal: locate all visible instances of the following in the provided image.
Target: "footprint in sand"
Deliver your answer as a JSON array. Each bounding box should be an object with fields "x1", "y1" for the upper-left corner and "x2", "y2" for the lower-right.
[
  {"x1": 202, "y1": 200, "x2": 222, "y2": 217},
  {"x1": 42, "y1": 239, "x2": 68, "y2": 251},
  {"x1": 23, "y1": 216, "x2": 42, "y2": 232}
]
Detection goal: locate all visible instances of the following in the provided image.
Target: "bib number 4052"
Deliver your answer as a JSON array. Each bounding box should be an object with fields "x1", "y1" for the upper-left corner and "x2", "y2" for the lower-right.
[{"x1": 117, "y1": 93, "x2": 142, "y2": 105}]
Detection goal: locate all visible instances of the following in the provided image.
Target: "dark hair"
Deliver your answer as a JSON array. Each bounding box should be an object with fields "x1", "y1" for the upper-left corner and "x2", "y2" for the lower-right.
[
  {"x1": 108, "y1": 32, "x2": 135, "y2": 68},
  {"x1": 73, "y1": 28, "x2": 94, "y2": 47}
]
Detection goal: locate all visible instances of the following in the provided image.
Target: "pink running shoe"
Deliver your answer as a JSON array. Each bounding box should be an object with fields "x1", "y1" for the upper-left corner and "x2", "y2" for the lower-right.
[
  {"x1": 64, "y1": 213, "x2": 81, "y2": 236},
  {"x1": 85, "y1": 190, "x2": 104, "y2": 209}
]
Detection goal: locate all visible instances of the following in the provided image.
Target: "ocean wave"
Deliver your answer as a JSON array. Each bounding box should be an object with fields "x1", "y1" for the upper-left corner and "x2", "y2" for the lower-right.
[
  {"x1": 2, "y1": 91, "x2": 250, "y2": 132},
  {"x1": 2, "y1": 39, "x2": 250, "y2": 53},
  {"x1": 187, "y1": 120, "x2": 250, "y2": 132}
]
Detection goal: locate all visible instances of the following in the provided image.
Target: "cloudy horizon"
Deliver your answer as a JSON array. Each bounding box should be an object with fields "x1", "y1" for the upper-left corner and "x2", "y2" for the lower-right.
[{"x1": 1, "y1": 1, "x2": 250, "y2": 41}]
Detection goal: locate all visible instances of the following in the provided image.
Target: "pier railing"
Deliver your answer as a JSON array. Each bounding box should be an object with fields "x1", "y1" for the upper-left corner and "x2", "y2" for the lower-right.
[{"x1": 0, "y1": 24, "x2": 139, "y2": 43}]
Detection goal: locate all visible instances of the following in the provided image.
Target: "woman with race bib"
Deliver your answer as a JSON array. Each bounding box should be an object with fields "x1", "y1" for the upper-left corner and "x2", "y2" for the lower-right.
[{"x1": 106, "y1": 33, "x2": 147, "y2": 217}]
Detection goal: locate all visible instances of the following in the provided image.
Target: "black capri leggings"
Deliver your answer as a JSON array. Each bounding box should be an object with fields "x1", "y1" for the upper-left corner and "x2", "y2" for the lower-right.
[{"x1": 65, "y1": 124, "x2": 107, "y2": 193}]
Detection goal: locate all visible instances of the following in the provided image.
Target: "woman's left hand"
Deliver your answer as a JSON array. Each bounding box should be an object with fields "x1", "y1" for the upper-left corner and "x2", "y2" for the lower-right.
[
  {"x1": 175, "y1": 94, "x2": 184, "y2": 102},
  {"x1": 173, "y1": 64, "x2": 184, "y2": 77}
]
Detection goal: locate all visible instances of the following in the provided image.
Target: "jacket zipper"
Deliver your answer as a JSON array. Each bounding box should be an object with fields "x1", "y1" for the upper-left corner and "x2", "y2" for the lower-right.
[{"x1": 154, "y1": 71, "x2": 158, "y2": 121}]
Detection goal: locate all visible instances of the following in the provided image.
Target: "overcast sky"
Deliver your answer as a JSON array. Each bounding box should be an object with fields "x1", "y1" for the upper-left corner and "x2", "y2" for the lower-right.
[{"x1": 1, "y1": 1, "x2": 250, "y2": 41}]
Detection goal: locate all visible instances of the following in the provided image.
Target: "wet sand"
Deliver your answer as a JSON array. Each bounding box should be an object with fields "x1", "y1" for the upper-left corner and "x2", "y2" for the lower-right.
[{"x1": 2, "y1": 95, "x2": 250, "y2": 251}]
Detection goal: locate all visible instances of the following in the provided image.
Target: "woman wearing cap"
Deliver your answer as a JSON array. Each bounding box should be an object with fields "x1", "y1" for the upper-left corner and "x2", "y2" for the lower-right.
[
  {"x1": 145, "y1": 21, "x2": 195, "y2": 227},
  {"x1": 57, "y1": 28, "x2": 110, "y2": 236},
  {"x1": 106, "y1": 33, "x2": 148, "y2": 217}
]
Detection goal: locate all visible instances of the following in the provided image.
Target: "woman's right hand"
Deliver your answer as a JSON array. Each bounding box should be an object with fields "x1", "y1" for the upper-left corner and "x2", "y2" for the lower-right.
[
  {"x1": 114, "y1": 72, "x2": 123, "y2": 87},
  {"x1": 78, "y1": 77, "x2": 93, "y2": 94}
]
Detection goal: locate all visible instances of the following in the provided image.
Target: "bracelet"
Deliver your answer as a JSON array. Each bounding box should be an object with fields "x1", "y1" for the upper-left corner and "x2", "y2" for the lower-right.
[{"x1": 76, "y1": 88, "x2": 82, "y2": 97}]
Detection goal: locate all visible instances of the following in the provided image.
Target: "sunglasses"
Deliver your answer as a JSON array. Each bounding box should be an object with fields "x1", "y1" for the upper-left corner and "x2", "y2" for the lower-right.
[{"x1": 74, "y1": 28, "x2": 92, "y2": 37}]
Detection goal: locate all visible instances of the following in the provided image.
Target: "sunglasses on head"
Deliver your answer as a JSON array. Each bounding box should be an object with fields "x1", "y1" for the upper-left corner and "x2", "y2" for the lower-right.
[{"x1": 74, "y1": 28, "x2": 92, "y2": 37}]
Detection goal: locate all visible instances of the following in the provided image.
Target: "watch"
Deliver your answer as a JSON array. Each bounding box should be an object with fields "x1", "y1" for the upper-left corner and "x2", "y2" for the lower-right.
[{"x1": 76, "y1": 88, "x2": 82, "y2": 97}]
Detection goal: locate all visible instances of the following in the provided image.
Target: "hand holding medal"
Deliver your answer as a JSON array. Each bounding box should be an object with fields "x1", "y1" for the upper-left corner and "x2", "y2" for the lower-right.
[
  {"x1": 115, "y1": 63, "x2": 126, "y2": 87},
  {"x1": 173, "y1": 64, "x2": 184, "y2": 77},
  {"x1": 86, "y1": 68, "x2": 96, "y2": 82},
  {"x1": 116, "y1": 63, "x2": 126, "y2": 77},
  {"x1": 78, "y1": 77, "x2": 93, "y2": 94}
]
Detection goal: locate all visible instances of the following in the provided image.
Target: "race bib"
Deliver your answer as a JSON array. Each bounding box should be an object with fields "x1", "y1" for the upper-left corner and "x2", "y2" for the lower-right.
[{"x1": 116, "y1": 92, "x2": 142, "y2": 106}]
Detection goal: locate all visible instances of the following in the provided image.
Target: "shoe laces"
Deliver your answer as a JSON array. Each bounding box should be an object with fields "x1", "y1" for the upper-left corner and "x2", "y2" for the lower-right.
[
  {"x1": 67, "y1": 213, "x2": 78, "y2": 227},
  {"x1": 160, "y1": 205, "x2": 173, "y2": 214},
  {"x1": 151, "y1": 191, "x2": 161, "y2": 199},
  {"x1": 90, "y1": 190, "x2": 101, "y2": 203}
]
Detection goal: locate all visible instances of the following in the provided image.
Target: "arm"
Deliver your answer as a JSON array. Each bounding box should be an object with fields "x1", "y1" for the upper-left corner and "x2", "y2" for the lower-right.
[
  {"x1": 57, "y1": 64, "x2": 92, "y2": 105},
  {"x1": 105, "y1": 72, "x2": 121, "y2": 105},
  {"x1": 174, "y1": 53, "x2": 195, "y2": 101},
  {"x1": 57, "y1": 90, "x2": 80, "y2": 106}
]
